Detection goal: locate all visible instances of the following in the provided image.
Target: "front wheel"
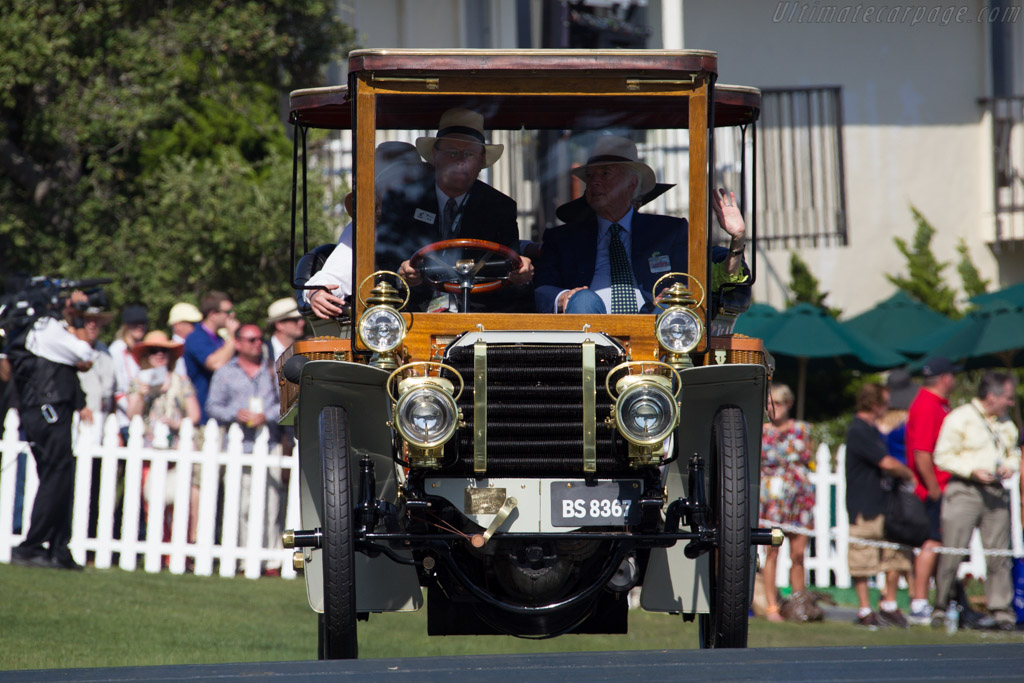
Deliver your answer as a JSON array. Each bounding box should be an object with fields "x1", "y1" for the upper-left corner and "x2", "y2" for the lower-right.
[
  {"x1": 319, "y1": 406, "x2": 358, "y2": 659},
  {"x1": 699, "y1": 405, "x2": 751, "y2": 648}
]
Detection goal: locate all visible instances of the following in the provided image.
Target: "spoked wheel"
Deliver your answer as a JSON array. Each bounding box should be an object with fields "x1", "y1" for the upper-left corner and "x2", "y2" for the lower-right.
[
  {"x1": 698, "y1": 405, "x2": 751, "y2": 648},
  {"x1": 318, "y1": 406, "x2": 358, "y2": 659}
]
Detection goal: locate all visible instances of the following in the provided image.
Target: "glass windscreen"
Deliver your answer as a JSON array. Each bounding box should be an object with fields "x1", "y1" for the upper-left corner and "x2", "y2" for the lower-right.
[{"x1": 351, "y1": 93, "x2": 735, "y2": 315}]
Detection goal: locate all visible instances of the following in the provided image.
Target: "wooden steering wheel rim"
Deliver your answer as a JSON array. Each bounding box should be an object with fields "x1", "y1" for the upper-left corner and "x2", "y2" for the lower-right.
[{"x1": 409, "y1": 239, "x2": 523, "y2": 295}]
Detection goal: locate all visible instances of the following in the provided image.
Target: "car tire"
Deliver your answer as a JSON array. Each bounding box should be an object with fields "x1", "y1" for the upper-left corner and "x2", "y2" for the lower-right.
[
  {"x1": 319, "y1": 406, "x2": 358, "y2": 659},
  {"x1": 698, "y1": 405, "x2": 750, "y2": 649}
]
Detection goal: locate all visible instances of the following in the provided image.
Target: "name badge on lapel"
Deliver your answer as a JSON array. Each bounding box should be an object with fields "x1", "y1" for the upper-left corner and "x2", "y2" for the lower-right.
[
  {"x1": 648, "y1": 252, "x2": 671, "y2": 273},
  {"x1": 414, "y1": 209, "x2": 436, "y2": 224}
]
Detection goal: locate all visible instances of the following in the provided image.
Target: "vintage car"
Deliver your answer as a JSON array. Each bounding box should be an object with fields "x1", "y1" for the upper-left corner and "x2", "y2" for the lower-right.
[{"x1": 277, "y1": 49, "x2": 779, "y2": 659}]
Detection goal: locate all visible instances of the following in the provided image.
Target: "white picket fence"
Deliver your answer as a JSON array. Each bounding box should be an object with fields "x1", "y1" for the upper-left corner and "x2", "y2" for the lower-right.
[
  {"x1": 0, "y1": 409, "x2": 300, "y2": 579},
  {"x1": 3, "y1": 409, "x2": 1022, "y2": 588},
  {"x1": 769, "y1": 443, "x2": 1024, "y2": 590}
]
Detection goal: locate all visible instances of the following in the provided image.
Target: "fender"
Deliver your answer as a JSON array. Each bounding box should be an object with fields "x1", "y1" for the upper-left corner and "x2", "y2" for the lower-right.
[
  {"x1": 295, "y1": 360, "x2": 422, "y2": 613},
  {"x1": 641, "y1": 362, "x2": 767, "y2": 613}
]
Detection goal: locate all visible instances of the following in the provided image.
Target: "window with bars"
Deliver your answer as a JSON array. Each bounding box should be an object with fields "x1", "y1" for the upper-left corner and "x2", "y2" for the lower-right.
[{"x1": 757, "y1": 87, "x2": 848, "y2": 249}]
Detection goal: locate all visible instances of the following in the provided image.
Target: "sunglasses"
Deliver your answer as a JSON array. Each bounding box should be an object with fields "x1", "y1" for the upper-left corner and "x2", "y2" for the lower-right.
[{"x1": 238, "y1": 336, "x2": 262, "y2": 343}]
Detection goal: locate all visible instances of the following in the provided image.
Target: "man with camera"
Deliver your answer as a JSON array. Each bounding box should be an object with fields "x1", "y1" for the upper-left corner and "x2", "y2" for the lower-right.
[{"x1": 8, "y1": 291, "x2": 95, "y2": 570}]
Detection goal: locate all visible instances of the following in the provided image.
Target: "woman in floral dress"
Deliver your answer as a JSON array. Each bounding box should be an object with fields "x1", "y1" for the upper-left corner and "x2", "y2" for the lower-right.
[{"x1": 759, "y1": 382, "x2": 815, "y2": 621}]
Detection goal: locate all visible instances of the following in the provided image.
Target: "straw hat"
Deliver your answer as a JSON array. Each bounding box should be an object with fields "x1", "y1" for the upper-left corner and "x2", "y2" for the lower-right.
[
  {"x1": 167, "y1": 302, "x2": 202, "y2": 326},
  {"x1": 415, "y1": 108, "x2": 504, "y2": 168},
  {"x1": 266, "y1": 297, "x2": 301, "y2": 324},
  {"x1": 570, "y1": 135, "x2": 657, "y2": 196},
  {"x1": 555, "y1": 182, "x2": 675, "y2": 224},
  {"x1": 130, "y1": 330, "x2": 184, "y2": 364}
]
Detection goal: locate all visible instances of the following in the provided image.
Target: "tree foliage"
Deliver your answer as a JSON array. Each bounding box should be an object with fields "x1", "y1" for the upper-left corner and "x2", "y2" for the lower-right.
[
  {"x1": 0, "y1": 1, "x2": 355, "y2": 327},
  {"x1": 787, "y1": 251, "x2": 841, "y2": 318},
  {"x1": 886, "y1": 206, "x2": 962, "y2": 319},
  {"x1": 955, "y1": 237, "x2": 990, "y2": 300}
]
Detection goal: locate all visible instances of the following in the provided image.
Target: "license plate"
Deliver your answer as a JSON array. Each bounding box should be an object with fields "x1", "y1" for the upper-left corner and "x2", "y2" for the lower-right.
[{"x1": 550, "y1": 481, "x2": 642, "y2": 527}]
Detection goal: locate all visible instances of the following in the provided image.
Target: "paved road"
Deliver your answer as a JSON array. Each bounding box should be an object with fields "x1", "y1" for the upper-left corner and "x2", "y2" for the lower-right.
[{"x1": 5, "y1": 644, "x2": 1023, "y2": 682}]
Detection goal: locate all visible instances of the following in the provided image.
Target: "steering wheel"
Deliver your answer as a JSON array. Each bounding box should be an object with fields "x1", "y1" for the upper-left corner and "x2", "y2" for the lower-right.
[{"x1": 408, "y1": 239, "x2": 522, "y2": 310}]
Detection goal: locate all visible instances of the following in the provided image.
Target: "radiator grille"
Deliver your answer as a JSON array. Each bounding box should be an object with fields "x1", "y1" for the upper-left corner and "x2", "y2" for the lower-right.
[{"x1": 441, "y1": 344, "x2": 633, "y2": 476}]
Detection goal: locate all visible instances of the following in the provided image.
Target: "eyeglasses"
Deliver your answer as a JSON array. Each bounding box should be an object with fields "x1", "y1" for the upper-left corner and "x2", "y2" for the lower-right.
[
  {"x1": 238, "y1": 336, "x2": 262, "y2": 343},
  {"x1": 437, "y1": 147, "x2": 481, "y2": 162},
  {"x1": 220, "y1": 308, "x2": 234, "y2": 315}
]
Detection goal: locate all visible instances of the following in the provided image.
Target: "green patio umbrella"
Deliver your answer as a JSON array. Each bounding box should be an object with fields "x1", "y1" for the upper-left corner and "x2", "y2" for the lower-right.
[
  {"x1": 754, "y1": 303, "x2": 906, "y2": 419},
  {"x1": 842, "y1": 290, "x2": 950, "y2": 355},
  {"x1": 906, "y1": 297, "x2": 1024, "y2": 371},
  {"x1": 732, "y1": 302, "x2": 782, "y2": 339},
  {"x1": 969, "y1": 280, "x2": 1024, "y2": 308}
]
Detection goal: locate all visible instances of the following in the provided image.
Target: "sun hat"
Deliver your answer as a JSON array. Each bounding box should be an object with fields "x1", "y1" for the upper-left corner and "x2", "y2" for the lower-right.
[
  {"x1": 130, "y1": 330, "x2": 184, "y2": 364},
  {"x1": 569, "y1": 135, "x2": 657, "y2": 196},
  {"x1": 167, "y1": 302, "x2": 202, "y2": 326},
  {"x1": 886, "y1": 368, "x2": 919, "y2": 411},
  {"x1": 415, "y1": 108, "x2": 504, "y2": 168},
  {"x1": 267, "y1": 297, "x2": 301, "y2": 324}
]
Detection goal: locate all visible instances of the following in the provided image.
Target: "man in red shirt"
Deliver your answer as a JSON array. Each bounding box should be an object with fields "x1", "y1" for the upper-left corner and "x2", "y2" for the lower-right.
[{"x1": 904, "y1": 356, "x2": 957, "y2": 624}]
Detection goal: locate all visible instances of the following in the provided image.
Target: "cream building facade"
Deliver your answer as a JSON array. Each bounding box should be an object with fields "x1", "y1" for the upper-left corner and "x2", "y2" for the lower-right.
[{"x1": 327, "y1": 0, "x2": 1024, "y2": 315}]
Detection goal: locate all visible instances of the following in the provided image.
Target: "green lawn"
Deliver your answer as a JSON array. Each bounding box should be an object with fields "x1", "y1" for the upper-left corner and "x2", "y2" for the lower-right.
[{"x1": 1, "y1": 563, "x2": 1020, "y2": 671}]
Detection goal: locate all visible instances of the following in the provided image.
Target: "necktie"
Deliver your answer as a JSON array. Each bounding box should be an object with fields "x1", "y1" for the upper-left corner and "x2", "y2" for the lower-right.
[
  {"x1": 443, "y1": 197, "x2": 458, "y2": 237},
  {"x1": 608, "y1": 224, "x2": 637, "y2": 314}
]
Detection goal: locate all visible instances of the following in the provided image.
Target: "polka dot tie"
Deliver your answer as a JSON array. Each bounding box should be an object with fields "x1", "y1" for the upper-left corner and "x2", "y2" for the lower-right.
[{"x1": 608, "y1": 224, "x2": 637, "y2": 314}]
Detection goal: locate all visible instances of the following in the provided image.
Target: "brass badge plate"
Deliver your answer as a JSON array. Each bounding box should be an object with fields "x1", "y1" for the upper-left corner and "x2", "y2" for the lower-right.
[{"x1": 465, "y1": 487, "x2": 507, "y2": 515}]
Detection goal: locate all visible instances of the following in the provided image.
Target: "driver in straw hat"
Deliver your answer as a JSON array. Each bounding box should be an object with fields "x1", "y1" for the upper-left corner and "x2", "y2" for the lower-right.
[{"x1": 308, "y1": 109, "x2": 533, "y2": 318}]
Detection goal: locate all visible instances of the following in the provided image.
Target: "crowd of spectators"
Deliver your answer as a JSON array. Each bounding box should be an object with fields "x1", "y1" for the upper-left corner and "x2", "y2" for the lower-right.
[
  {"x1": 3, "y1": 290, "x2": 304, "y2": 575},
  {"x1": 758, "y1": 360, "x2": 1022, "y2": 632}
]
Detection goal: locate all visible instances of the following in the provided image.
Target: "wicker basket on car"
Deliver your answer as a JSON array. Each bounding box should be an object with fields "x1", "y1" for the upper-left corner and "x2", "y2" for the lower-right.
[
  {"x1": 276, "y1": 336, "x2": 352, "y2": 417},
  {"x1": 698, "y1": 334, "x2": 770, "y2": 370}
]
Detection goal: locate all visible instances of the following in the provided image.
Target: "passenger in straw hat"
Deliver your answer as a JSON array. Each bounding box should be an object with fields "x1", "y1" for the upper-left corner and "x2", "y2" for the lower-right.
[{"x1": 535, "y1": 135, "x2": 748, "y2": 314}]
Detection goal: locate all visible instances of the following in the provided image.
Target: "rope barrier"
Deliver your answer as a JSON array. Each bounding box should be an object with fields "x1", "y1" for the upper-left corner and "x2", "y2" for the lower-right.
[{"x1": 760, "y1": 519, "x2": 1024, "y2": 558}]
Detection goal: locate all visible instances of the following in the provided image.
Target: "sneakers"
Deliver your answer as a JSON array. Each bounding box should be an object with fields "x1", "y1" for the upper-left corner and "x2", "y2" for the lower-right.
[
  {"x1": 907, "y1": 603, "x2": 933, "y2": 626},
  {"x1": 854, "y1": 611, "x2": 884, "y2": 628},
  {"x1": 878, "y1": 608, "x2": 910, "y2": 628}
]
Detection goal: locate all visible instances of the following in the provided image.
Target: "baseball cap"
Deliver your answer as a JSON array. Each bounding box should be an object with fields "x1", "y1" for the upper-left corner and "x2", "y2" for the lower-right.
[{"x1": 920, "y1": 356, "x2": 959, "y2": 377}]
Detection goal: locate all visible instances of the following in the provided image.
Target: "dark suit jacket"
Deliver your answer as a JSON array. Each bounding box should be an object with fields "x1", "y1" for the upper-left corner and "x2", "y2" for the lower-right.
[
  {"x1": 375, "y1": 176, "x2": 524, "y2": 311},
  {"x1": 534, "y1": 212, "x2": 689, "y2": 314}
]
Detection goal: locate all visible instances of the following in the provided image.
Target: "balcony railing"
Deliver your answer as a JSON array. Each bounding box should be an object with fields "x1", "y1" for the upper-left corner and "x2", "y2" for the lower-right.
[{"x1": 979, "y1": 95, "x2": 1024, "y2": 246}]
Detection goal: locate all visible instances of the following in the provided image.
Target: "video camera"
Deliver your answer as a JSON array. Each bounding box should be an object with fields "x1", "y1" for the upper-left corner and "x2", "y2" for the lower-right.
[{"x1": 0, "y1": 276, "x2": 112, "y2": 345}]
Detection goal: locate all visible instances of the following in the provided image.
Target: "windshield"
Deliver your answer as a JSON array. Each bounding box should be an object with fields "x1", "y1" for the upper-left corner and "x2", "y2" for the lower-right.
[{"x1": 359, "y1": 93, "x2": 724, "y2": 315}]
